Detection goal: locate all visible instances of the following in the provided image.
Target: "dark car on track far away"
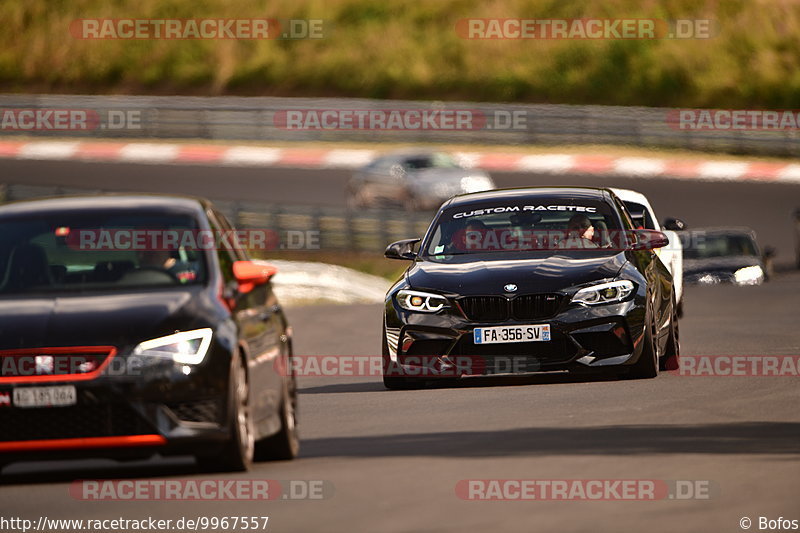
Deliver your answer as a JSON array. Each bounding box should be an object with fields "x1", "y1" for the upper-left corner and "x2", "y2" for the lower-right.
[
  {"x1": 682, "y1": 227, "x2": 775, "y2": 285},
  {"x1": 347, "y1": 150, "x2": 495, "y2": 211},
  {"x1": 381, "y1": 187, "x2": 679, "y2": 389},
  {"x1": 0, "y1": 195, "x2": 298, "y2": 473}
]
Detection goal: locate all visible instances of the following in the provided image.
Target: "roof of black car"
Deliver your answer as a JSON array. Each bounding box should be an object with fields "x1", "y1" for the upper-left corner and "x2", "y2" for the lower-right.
[
  {"x1": 0, "y1": 194, "x2": 209, "y2": 216},
  {"x1": 444, "y1": 187, "x2": 611, "y2": 208}
]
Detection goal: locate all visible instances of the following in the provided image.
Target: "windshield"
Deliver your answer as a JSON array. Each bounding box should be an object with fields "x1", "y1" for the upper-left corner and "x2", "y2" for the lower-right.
[
  {"x1": 684, "y1": 233, "x2": 758, "y2": 259},
  {"x1": 403, "y1": 153, "x2": 460, "y2": 170},
  {"x1": 0, "y1": 211, "x2": 208, "y2": 295},
  {"x1": 422, "y1": 199, "x2": 623, "y2": 257}
]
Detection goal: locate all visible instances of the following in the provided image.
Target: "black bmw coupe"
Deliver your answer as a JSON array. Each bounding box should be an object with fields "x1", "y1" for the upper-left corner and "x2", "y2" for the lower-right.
[{"x1": 382, "y1": 187, "x2": 679, "y2": 389}]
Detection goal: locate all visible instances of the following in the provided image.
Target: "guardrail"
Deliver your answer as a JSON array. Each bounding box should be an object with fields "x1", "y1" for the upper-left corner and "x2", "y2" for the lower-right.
[
  {"x1": 0, "y1": 95, "x2": 798, "y2": 157},
  {"x1": 0, "y1": 183, "x2": 433, "y2": 253}
]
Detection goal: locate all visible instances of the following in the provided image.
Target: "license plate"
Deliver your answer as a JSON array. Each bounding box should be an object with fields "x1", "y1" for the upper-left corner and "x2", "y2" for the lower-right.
[
  {"x1": 13, "y1": 385, "x2": 77, "y2": 408},
  {"x1": 474, "y1": 324, "x2": 551, "y2": 344}
]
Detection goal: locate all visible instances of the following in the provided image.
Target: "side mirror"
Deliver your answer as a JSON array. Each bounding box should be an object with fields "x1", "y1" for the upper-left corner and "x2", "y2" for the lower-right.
[
  {"x1": 384, "y1": 238, "x2": 420, "y2": 260},
  {"x1": 662, "y1": 217, "x2": 687, "y2": 231},
  {"x1": 233, "y1": 260, "x2": 277, "y2": 293},
  {"x1": 630, "y1": 230, "x2": 670, "y2": 251},
  {"x1": 763, "y1": 246, "x2": 776, "y2": 259}
]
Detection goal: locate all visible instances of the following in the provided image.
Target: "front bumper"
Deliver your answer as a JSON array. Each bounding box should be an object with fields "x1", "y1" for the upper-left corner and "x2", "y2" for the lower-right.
[
  {"x1": 384, "y1": 296, "x2": 648, "y2": 379},
  {"x1": 0, "y1": 342, "x2": 234, "y2": 464}
]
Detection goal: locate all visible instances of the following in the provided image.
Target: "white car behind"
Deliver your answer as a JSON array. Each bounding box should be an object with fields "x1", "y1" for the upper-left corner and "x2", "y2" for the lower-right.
[{"x1": 612, "y1": 188, "x2": 685, "y2": 316}]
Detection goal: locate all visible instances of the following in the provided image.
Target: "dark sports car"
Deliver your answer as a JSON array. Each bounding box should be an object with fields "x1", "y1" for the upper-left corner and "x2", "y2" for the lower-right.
[
  {"x1": 0, "y1": 195, "x2": 298, "y2": 472},
  {"x1": 682, "y1": 227, "x2": 775, "y2": 285},
  {"x1": 381, "y1": 187, "x2": 679, "y2": 389}
]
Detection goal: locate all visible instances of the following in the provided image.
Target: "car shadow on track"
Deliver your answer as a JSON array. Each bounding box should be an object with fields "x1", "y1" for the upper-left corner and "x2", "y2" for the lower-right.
[
  {"x1": 0, "y1": 457, "x2": 201, "y2": 485},
  {"x1": 300, "y1": 422, "x2": 800, "y2": 459},
  {"x1": 298, "y1": 372, "x2": 619, "y2": 394},
  {"x1": 299, "y1": 381, "x2": 388, "y2": 394}
]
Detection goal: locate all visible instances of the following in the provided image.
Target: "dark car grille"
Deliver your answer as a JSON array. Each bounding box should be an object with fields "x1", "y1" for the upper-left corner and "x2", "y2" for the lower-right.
[
  {"x1": 167, "y1": 399, "x2": 221, "y2": 424},
  {"x1": 458, "y1": 296, "x2": 508, "y2": 321},
  {"x1": 0, "y1": 390, "x2": 155, "y2": 442},
  {"x1": 458, "y1": 294, "x2": 563, "y2": 322},
  {"x1": 512, "y1": 294, "x2": 563, "y2": 319},
  {"x1": 0, "y1": 346, "x2": 116, "y2": 381}
]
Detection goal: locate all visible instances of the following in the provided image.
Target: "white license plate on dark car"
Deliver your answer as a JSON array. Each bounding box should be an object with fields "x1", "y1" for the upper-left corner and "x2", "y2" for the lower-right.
[
  {"x1": 473, "y1": 324, "x2": 551, "y2": 344},
  {"x1": 13, "y1": 385, "x2": 77, "y2": 408}
]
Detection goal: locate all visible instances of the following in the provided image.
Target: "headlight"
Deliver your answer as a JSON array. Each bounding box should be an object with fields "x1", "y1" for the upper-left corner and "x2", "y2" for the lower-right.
[
  {"x1": 133, "y1": 328, "x2": 213, "y2": 365},
  {"x1": 396, "y1": 289, "x2": 448, "y2": 312},
  {"x1": 571, "y1": 280, "x2": 635, "y2": 306},
  {"x1": 733, "y1": 265, "x2": 764, "y2": 285},
  {"x1": 460, "y1": 176, "x2": 494, "y2": 193}
]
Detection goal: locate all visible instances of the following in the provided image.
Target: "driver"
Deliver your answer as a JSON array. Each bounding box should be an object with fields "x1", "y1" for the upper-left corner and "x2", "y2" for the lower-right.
[
  {"x1": 129, "y1": 248, "x2": 197, "y2": 283},
  {"x1": 451, "y1": 220, "x2": 489, "y2": 252},
  {"x1": 558, "y1": 213, "x2": 598, "y2": 249},
  {"x1": 137, "y1": 249, "x2": 177, "y2": 270}
]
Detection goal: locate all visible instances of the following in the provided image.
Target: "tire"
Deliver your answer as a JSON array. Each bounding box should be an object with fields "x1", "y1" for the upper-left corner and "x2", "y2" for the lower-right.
[
  {"x1": 628, "y1": 305, "x2": 659, "y2": 379},
  {"x1": 764, "y1": 259, "x2": 775, "y2": 281},
  {"x1": 254, "y1": 370, "x2": 299, "y2": 461},
  {"x1": 196, "y1": 354, "x2": 254, "y2": 472},
  {"x1": 660, "y1": 295, "x2": 680, "y2": 371}
]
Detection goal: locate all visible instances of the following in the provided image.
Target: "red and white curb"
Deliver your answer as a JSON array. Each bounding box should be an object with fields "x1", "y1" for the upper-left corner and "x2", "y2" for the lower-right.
[{"x1": 1, "y1": 140, "x2": 799, "y2": 184}]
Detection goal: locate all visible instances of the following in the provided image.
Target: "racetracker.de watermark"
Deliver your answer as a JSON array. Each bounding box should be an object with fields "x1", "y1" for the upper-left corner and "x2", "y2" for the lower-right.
[
  {"x1": 70, "y1": 19, "x2": 324, "y2": 39},
  {"x1": 274, "y1": 109, "x2": 529, "y2": 131},
  {"x1": 456, "y1": 19, "x2": 716, "y2": 39},
  {"x1": 671, "y1": 355, "x2": 800, "y2": 377},
  {"x1": 668, "y1": 109, "x2": 800, "y2": 130},
  {"x1": 456, "y1": 479, "x2": 716, "y2": 500},
  {"x1": 275, "y1": 355, "x2": 547, "y2": 378},
  {"x1": 443, "y1": 228, "x2": 672, "y2": 253},
  {"x1": 70, "y1": 479, "x2": 333, "y2": 500},
  {"x1": 0, "y1": 109, "x2": 140, "y2": 131},
  {"x1": 69, "y1": 229, "x2": 319, "y2": 251}
]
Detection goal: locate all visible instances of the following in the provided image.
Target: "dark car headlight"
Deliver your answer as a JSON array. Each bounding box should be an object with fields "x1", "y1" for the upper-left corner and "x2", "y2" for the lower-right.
[
  {"x1": 133, "y1": 328, "x2": 213, "y2": 365},
  {"x1": 396, "y1": 289, "x2": 449, "y2": 313},
  {"x1": 571, "y1": 280, "x2": 635, "y2": 306},
  {"x1": 733, "y1": 265, "x2": 764, "y2": 285}
]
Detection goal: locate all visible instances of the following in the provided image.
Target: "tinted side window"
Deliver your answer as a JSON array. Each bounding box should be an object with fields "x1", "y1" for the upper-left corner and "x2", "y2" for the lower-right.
[
  {"x1": 207, "y1": 209, "x2": 237, "y2": 284},
  {"x1": 213, "y1": 210, "x2": 249, "y2": 261}
]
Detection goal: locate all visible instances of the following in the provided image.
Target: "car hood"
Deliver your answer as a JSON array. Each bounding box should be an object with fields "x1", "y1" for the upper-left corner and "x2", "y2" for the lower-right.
[
  {"x1": 0, "y1": 287, "x2": 212, "y2": 351},
  {"x1": 683, "y1": 256, "x2": 761, "y2": 276},
  {"x1": 406, "y1": 251, "x2": 628, "y2": 295}
]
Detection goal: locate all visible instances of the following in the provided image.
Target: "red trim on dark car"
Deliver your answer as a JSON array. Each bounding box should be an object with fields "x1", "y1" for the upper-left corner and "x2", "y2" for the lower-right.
[
  {"x1": 0, "y1": 346, "x2": 117, "y2": 384},
  {"x1": 0, "y1": 435, "x2": 166, "y2": 452}
]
